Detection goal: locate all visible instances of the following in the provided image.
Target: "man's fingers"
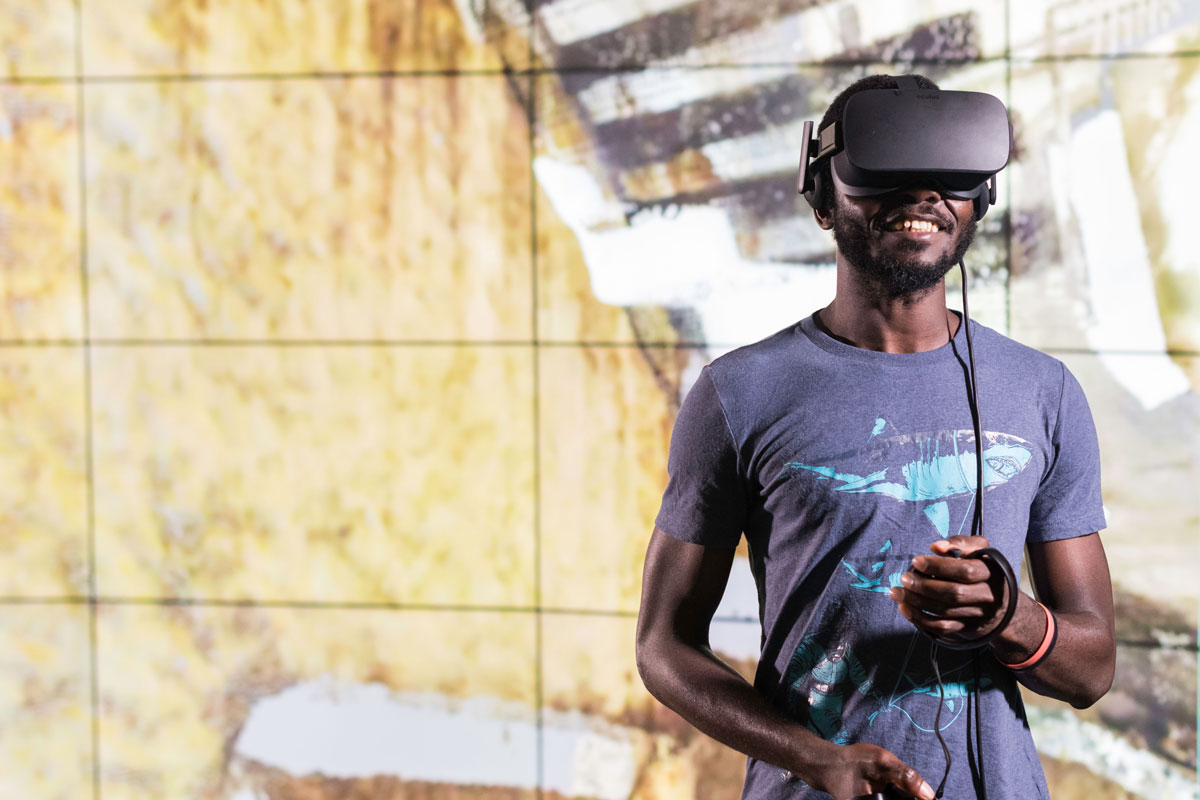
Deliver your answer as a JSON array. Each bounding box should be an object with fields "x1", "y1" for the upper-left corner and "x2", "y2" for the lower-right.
[
  {"x1": 911, "y1": 555, "x2": 991, "y2": 583},
  {"x1": 891, "y1": 540, "x2": 1008, "y2": 638},
  {"x1": 901, "y1": 569, "x2": 996, "y2": 603},
  {"x1": 892, "y1": 586, "x2": 990, "y2": 618},
  {"x1": 894, "y1": 599, "x2": 970, "y2": 635},
  {"x1": 930, "y1": 535, "x2": 989, "y2": 557},
  {"x1": 875, "y1": 752, "x2": 934, "y2": 800},
  {"x1": 829, "y1": 744, "x2": 935, "y2": 800}
]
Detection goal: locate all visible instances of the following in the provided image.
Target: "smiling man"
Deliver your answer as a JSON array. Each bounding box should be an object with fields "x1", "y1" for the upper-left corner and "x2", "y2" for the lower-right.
[{"x1": 635, "y1": 74, "x2": 1116, "y2": 800}]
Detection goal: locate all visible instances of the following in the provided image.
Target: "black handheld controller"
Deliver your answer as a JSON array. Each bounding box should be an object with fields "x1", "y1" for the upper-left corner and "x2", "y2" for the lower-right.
[
  {"x1": 924, "y1": 546, "x2": 1019, "y2": 650},
  {"x1": 851, "y1": 789, "x2": 915, "y2": 800}
]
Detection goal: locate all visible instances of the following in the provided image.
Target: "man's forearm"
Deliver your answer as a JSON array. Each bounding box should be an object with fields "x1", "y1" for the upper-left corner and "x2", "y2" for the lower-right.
[
  {"x1": 989, "y1": 591, "x2": 1115, "y2": 708},
  {"x1": 635, "y1": 636, "x2": 830, "y2": 781}
]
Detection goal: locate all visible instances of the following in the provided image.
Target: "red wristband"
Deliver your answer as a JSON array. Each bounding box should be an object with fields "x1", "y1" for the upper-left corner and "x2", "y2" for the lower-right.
[{"x1": 998, "y1": 601, "x2": 1057, "y2": 671}]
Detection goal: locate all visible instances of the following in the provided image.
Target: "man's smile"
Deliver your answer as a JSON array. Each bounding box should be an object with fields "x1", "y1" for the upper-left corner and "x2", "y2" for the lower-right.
[
  {"x1": 881, "y1": 225, "x2": 943, "y2": 242},
  {"x1": 886, "y1": 219, "x2": 940, "y2": 233},
  {"x1": 874, "y1": 209, "x2": 954, "y2": 244}
]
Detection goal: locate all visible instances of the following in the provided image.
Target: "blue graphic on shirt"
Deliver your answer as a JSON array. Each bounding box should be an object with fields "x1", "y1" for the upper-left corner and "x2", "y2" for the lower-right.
[
  {"x1": 924, "y1": 501, "x2": 951, "y2": 537},
  {"x1": 841, "y1": 538, "x2": 902, "y2": 594},
  {"x1": 783, "y1": 426, "x2": 1033, "y2": 537},
  {"x1": 783, "y1": 635, "x2": 874, "y2": 744}
]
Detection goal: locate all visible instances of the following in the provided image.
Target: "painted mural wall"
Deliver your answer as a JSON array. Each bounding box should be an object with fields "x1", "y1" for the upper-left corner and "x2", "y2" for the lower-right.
[{"x1": 0, "y1": 0, "x2": 1197, "y2": 798}]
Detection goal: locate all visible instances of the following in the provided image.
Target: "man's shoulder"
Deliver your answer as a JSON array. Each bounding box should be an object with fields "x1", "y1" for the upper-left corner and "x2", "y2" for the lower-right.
[
  {"x1": 972, "y1": 322, "x2": 1067, "y2": 384},
  {"x1": 687, "y1": 322, "x2": 815, "y2": 430},
  {"x1": 707, "y1": 321, "x2": 808, "y2": 377}
]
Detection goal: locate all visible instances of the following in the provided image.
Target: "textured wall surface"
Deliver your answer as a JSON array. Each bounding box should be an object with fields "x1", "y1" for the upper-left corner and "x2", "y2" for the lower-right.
[{"x1": 0, "y1": 0, "x2": 1197, "y2": 798}]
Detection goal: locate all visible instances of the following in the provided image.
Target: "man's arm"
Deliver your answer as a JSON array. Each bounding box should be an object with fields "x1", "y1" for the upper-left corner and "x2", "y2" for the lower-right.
[
  {"x1": 891, "y1": 533, "x2": 1115, "y2": 708},
  {"x1": 636, "y1": 527, "x2": 937, "y2": 800},
  {"x1": 1009, "y1": 533, "x2": 1115, "y2": 706}
]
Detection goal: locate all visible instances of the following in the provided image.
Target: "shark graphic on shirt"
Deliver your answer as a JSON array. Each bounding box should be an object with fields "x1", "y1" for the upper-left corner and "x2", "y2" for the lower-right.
[{"x1": 784, "y1": 425, "x2": 1034, "y2": 538}]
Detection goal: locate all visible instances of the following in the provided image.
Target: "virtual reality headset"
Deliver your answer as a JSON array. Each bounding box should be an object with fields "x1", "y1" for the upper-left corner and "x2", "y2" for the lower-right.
[{"x1": 797, "y1": 76, "x2": 1014, "y2": 219}]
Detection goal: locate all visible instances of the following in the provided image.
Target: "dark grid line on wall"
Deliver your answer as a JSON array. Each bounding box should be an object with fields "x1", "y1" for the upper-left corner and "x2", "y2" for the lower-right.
[
  {"x1": 72, "y1": 0, "x2": 100, "y2": 796},
  {"x1": 5, "y1": 49, "x2": 1200, "y2": 85},
  {"x1": 73, "y1": 1, "x2": 101, "y2": 797},
  {"x1": 526, "y1": 9, "x2": 546, "y2": 795},
  {"x1": 0, "y1": 595, "x2": 1195, "y2": 652},
  {"x1": 1, "y1": 339, "x2": 1198, "y2": 358}
]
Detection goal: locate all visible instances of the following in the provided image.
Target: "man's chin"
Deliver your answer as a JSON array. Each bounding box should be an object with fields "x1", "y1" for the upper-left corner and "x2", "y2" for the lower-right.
[
  {"x1": 869, "y1": 263, "x2": 955, "y2": 299},
  {"x1": 836, "y1": 239, "x2": 956, "y2": 297},
  {"x1": 877, "y1": 236, "x2": 945, "y2": 259}
]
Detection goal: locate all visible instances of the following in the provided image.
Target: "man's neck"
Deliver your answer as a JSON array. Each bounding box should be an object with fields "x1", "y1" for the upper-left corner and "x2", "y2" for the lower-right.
[{"x1": 819, "y1": 271, "x2": 960, "y2": 354}]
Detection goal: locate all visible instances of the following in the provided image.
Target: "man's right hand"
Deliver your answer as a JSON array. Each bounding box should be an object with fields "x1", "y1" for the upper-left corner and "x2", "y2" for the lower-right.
[{"x1": 807, "y1": 743, "x2": 934, "y2": 800}]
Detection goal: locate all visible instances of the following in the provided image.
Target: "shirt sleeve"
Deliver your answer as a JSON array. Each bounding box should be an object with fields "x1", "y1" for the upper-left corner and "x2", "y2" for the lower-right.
[
  {"x1": 1026, "y1": 362, "x2": 1107, "y2": 542},
  {"x1": 654, "y1": 366, "x2": 747, "y2": 548}
]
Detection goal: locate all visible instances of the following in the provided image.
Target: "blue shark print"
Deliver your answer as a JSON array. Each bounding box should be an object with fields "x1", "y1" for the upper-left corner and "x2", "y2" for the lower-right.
[
  {"x1": 869, "y1": 418, "x2": 887, "y2": 440},
  {"x1": 841, "y1": 539, "x2": 902, "y2": 593},
  {"x1": 924, "y1": 501, "x2": 950, "y2": 536},
  {"x1": 784, "y1": 425, "x2": 1034, "y2": 537}
]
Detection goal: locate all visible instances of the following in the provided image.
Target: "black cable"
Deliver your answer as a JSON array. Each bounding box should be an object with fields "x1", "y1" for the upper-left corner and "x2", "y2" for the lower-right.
[
  {"x1": 927, "y1": 261, "x2": 997, "y2": 800},
  {"x1": 960, "y1": 260, "x2": 985, "y2": 545},
  {"x1": 974, "y1": 651, "x2": 986, "y2": 796},
  {"x1": 959, "y1": 259, "x2": 988, "y2": 800},
  {"x1": 930, "y1": 642, "x2": 952, "y2": 799}
]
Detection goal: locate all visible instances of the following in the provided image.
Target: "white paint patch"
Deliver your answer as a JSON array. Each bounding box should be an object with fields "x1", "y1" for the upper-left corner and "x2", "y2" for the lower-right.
[
  {"x1": 234, "y1": 680, "x2": 636, "y2": 800},
  {"x1": 700, "y1": 119, "x2": 813, "y2": 183},
  {"x1": 1027, "y1": 705, "x2": 1200, "y2": 799},
  {"x1": 710, "y1": 556, "x2": 763, "y2": 661},
  {"x1": 710, "y1": 619, "x2": 763, "y2": 662},
  {"x1": 533, "y1": 156, "x2": 835, "y2": 347},
  {"x1": 448, "y1": 0, "x2": 487, "y2": 41},
  {"x1": 715, "y1": 556, "x2": 759, "y2": 620},
  {"x1": 544, "y1": 712, "x2": 637, "y2": 800},
  {"x1": 1068, "y1": 110, "x2": 1190, "y2": 409}
]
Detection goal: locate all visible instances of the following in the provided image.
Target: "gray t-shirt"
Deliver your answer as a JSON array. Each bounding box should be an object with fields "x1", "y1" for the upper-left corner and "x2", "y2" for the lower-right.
[{"x1": 655, "y1": 312, "x2": 1106, "y2": 800}]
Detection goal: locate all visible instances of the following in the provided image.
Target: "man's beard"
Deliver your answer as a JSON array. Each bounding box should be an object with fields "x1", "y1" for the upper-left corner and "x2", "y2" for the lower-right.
[{"x1": 832, "y1": 207, "x2": 978, "y2": 300}]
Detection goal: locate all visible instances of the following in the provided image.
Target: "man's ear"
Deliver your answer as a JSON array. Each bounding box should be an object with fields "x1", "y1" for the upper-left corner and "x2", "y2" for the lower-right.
[{"x1": 813, "y1": 203, "x2": 833, "y2": 231}]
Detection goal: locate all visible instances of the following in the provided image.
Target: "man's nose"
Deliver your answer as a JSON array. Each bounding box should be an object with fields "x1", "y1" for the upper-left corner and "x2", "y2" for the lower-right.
[{"x1": 895, "y1": 184, "x2": 944, "y2": 204}]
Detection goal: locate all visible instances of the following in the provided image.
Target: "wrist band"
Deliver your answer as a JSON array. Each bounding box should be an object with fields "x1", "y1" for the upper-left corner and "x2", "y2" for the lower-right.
[{"x1": 999, "y1": 601, "x2": 1057, "y2": 671}]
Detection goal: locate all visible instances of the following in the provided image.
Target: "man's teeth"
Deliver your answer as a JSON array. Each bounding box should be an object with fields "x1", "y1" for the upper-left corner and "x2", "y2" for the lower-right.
[{"x1": 889, "y1": 219, "x2": 940, "y2": 232}]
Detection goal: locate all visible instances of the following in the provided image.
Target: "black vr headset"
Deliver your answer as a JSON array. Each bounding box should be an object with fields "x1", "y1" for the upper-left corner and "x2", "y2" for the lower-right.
[{"x1": 797, "y1": 76, "x2": 1014, "y2": 220}]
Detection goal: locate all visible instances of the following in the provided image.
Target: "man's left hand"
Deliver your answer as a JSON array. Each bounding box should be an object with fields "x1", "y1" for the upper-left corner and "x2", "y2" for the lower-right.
[{"x1": 888, "y1": 535, "x2": 1009, "y2": 639}]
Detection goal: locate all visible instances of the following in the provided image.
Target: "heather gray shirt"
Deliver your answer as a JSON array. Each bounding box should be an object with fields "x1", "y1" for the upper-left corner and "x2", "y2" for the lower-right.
[{"x1": 655, "y1": 312, "x2": 1105, "y2": 800}]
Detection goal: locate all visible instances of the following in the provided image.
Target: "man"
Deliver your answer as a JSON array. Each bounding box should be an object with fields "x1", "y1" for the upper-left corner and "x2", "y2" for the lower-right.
[{"x1": 635, "y1": 74, "x2": 1116, "y2": 800}]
